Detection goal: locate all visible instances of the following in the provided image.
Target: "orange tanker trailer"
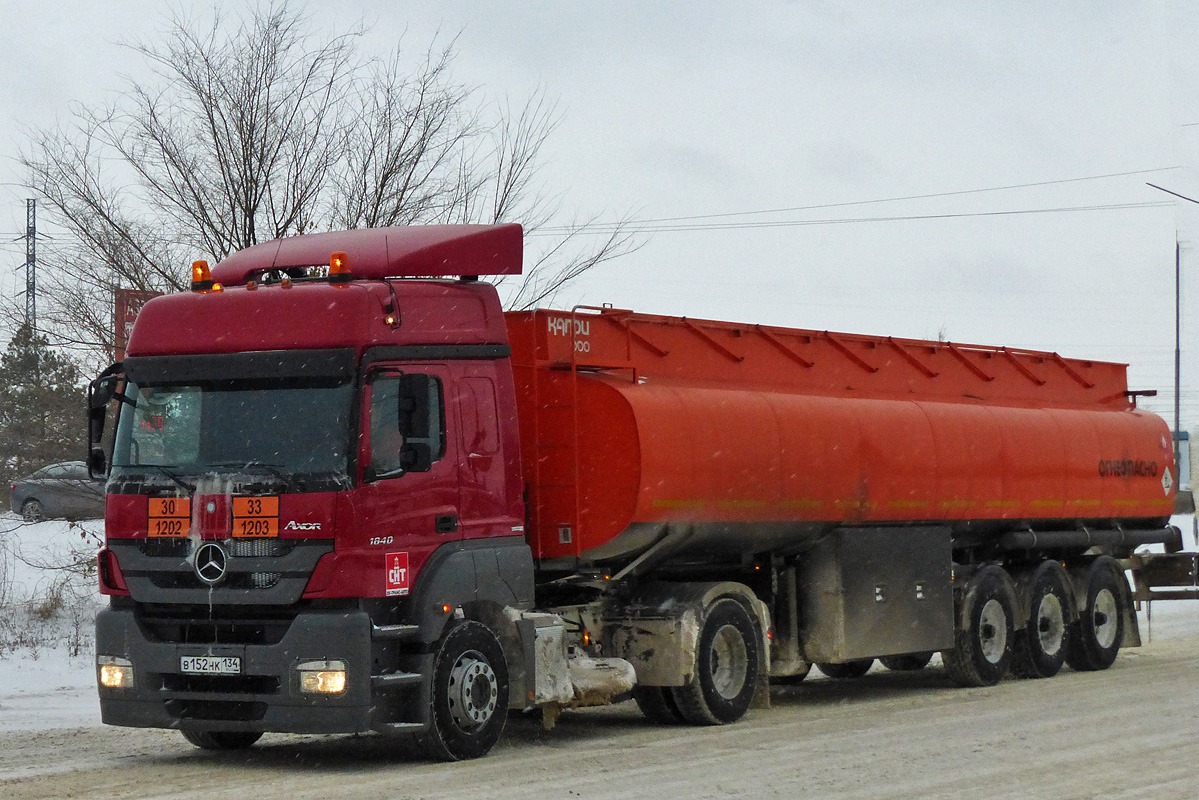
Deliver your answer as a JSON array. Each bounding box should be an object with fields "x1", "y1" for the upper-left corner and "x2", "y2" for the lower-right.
[{"x1": 506, "y1": 305, "x2": 1186, "y2": 709}]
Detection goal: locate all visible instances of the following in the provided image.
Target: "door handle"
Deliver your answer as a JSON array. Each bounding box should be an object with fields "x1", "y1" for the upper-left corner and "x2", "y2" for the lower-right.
[{"x1": 435, "y1": 514, "x2": 458, "y2": 534}]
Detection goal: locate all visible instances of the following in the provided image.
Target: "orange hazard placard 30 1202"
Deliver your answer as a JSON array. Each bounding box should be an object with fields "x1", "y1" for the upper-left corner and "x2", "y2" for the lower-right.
[
  {"x1": 233, "y1": 496, "x2": 279, "y2": 538},
  {"x1": 148, "y1": 497, "x2": 190, "y2": 537}
]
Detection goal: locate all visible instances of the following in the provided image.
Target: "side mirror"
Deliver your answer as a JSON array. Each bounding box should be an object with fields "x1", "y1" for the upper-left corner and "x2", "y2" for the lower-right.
[
  {"x1": 87, "y1": 364, "x2": 124, "y2": 479},
  {"x1": 400, "y1": 442, "x2": 432, "y2": 472}
]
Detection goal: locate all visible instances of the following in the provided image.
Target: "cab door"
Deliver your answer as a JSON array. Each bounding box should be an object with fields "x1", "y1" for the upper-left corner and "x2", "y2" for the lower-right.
[
  {"x1": 355, "y1": 364, "x2": 460, "y2": 598},
  {"x1": 453, "y1": 363, "x2": 519, "y2": 542}
]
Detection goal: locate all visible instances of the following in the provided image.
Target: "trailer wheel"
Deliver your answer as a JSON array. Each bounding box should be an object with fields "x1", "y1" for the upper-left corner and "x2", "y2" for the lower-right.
[
  {"x1": 1012, "y1": 561, "x2": 1071, "y2": 679},
  {"x1": 943, "y1": 565, "x2": 1015, "y2": 687},
  {"x1": 633, "y1": 686, "x2": 685, "y2": 724},
  {"x1": 672, "y1": 598, "x2": 760, "y2": 725},
  {"x1": 817, "y1": 659, "x2": 875, "y2": 678},
  {"x1": 180, "y1": 730, "x2": 262, "y2": 750},
  {"x1": 418, "y1": 620, "x2": 508, "y2": 761},
  {"x1": 1065, "y1": 558, "x2": 1126, "y2": 672},
  {"x1": 879, "y1": 652, "x2": 933, "y2": 671}
]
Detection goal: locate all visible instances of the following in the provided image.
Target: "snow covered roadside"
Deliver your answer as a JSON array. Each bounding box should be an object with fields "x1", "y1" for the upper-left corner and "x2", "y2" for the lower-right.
[{"x1": 0, "y1": 515, "x2": 104, "y2": 733}]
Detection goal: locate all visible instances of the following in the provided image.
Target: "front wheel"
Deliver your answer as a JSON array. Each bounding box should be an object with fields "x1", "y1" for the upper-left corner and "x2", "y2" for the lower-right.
[
  {"x1": 180, "y1": 730, "x2": 262, "y2": 750},
  {"x1": 672, "y1": 598, "x2": 760, "y2": 725},
  {"x1": 419, "y1": 620, "x2": 509, "y2": 761},
  {"x1": 1066, "y1": 558, "x2": 1127, "y2": 672}
]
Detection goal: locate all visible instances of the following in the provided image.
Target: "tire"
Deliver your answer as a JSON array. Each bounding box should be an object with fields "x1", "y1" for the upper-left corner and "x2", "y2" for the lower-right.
[
  {"x1": 1065, "y1": 558, "x2": 1126, "y2": 672},
  {"x1": 633, "y1": 685, "x2": 685, "y2": 724},
  {"x1": 672, "y1": 598, "x2": 760, "y2": 725},
  {"x1": 817, "y1": 659, "x2": 874, "y2": 678},
  {"x1": 770, "y1": 661, "x2": 812, "y2": 685},
  {"x1": 21, "y1": 499, "x2": 43, "y2": 522},
  {"x1": 417, "y1": 620, "x2": 509, "y2": 761},
  {"x1": 180, "y1": 730, "x2": 262, "y2": 750},
  {"x1": 1012, "y1": 561, "x2": 1072, "y2": 679},
  {"x1": 879, "y1": 652, "x2": 933, "y2": 671},
  {"x1": 943, "y1": 565, "x2": 1016, "y2": 687}
]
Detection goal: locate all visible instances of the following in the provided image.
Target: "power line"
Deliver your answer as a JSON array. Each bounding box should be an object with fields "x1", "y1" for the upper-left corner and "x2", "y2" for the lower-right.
[
  {"x1": 584, "y1": 166, "x2": 1182, "y2": 228},
  {"x1": 532, "y1": 200, "x2": 1174, "y2": 236}
]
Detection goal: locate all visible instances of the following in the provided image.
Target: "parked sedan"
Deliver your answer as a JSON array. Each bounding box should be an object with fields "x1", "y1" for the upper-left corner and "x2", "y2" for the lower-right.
[{"x1": 10, "y1": 461, "x2": 105, "y2": 521}]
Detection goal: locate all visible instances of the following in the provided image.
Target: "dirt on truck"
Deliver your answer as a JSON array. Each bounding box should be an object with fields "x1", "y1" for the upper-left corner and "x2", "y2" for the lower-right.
[{"x1": 86, "y1": 224, "x2": 1199, "y2": 760}]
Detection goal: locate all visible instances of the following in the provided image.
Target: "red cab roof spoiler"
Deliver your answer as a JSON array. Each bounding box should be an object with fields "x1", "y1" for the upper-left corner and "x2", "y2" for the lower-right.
[{"x1": 210, "y1": 224, "x2": 523, "y2": 285}]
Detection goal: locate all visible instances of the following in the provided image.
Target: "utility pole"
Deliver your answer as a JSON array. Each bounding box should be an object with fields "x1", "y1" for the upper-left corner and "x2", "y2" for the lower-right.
[
  {"x1": 23, "y1": 198, "x2": 36, "y2": 333},
  {"x1": 1147, "y1": 183, "x2": 1191, "y2": 466},
  {"x1": 1176, "y1": 240, "x2": 1183, "y2": 466}
]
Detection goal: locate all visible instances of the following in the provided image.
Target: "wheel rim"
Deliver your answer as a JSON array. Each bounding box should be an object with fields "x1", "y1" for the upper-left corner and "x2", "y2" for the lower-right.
[
  {"x1": 1092, "y1": 588, "x2": 1119, "y2": 649},
  {"x1": 1035, "y1": 593, "x2": 1065, "y2": 657},
  {"x1": 448, "y1": 650, "x2": 498, "y2": 730},
  {"x1": 978, "y1": 598, "x2": 1008, "y2": 664},
  {"x1": 23, "y1": 501, "x2": 41, "y2": 521},
  {"x1": 709, "y1": 623, "x2": 749, "y2": 700}
]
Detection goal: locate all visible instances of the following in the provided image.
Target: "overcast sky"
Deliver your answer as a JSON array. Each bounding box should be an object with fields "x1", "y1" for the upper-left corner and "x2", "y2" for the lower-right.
[{"x1": 4, "y1": 1, "x2": 1199, "y2": 430}]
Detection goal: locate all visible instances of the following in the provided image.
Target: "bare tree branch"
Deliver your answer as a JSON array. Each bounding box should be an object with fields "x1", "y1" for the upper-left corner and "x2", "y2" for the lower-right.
[{"x1": 14, "y1": 2, "x2": 641, "y2": 364}]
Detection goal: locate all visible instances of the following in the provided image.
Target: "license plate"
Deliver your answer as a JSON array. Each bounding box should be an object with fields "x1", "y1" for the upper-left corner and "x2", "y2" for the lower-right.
[{"x1": 180, "y1": 656, "x2": 242, "y2": 675}]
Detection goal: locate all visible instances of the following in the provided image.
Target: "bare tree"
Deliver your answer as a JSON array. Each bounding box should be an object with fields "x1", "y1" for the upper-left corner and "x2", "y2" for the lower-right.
[{"x1": 17, "y1": 3, "x2": 637, "y2": 364}]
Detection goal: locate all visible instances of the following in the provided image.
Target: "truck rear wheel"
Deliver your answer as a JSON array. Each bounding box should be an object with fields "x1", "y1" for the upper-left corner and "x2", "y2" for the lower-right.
[
  {"x1": 633, "y1": 686, "x2": 685, "y2": 724},
  {"x1": 180, "y1": 730, "x2": 262, "y2": 750},
  {"x1": 943, "y1": 565, "x2": 1016, "y2": 687},
  {"x1": 1065, "y1": 557, "x2": 1126, "y2": 672},
  {"x1": 817, "y1": 659, "x2": 874, "y2": 678},
  {"x1": 1012, "y1": 561, "x2": 1071, "y2": 679},
  {"x1": 418, "y1": 620, "x2": 508, "y2": 761},
  {"x1": 878, "y1": 652, "x2": 933, "y2": 671},
  {"x1": 672, "y1": 598, "x2": 759, "y2": 725}
]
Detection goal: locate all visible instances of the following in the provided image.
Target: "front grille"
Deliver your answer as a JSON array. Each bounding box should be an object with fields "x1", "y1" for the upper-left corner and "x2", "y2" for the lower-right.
[
  {"x1": 159, "y1": 674, "x2": 281, "y2": 694},
  {"x1": 137, "y1": 538, "x2": 296, "y2": 558},
  {"x1": 149, "y1": 573, "x2": 284, "y2": 591}
]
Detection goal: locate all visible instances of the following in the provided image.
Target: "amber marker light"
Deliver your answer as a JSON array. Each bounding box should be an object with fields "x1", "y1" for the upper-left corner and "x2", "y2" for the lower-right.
[
  {"x1": 190, "y1": 260, "x2": 213, "y2": 291},
  {"x1": 329, "y1": 251, "x2": 351, "y2": 283}
]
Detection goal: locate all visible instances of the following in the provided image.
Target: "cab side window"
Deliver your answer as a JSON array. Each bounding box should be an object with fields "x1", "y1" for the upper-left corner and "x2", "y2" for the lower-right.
[{"x1": 369, "y1": 373, "x2": 445, "y2": 477}]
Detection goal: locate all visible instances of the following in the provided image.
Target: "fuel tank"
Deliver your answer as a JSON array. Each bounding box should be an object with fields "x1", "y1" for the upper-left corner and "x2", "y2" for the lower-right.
[{"x1": 506, "y1": 308, "x2": 1174, "y2": 567}]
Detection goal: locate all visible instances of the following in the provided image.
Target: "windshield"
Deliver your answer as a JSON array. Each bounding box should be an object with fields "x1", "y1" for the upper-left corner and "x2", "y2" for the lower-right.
[{"x1": 112, "y1": 379, "x2": 354, "y2": 485}]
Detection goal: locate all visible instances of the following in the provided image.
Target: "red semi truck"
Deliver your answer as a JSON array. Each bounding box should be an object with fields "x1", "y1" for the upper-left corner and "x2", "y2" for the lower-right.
[{"x1": 89, "y1": 224, "x2": 1197, "y2": 759}]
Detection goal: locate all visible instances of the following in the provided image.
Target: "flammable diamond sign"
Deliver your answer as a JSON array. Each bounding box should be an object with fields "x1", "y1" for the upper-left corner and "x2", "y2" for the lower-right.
[{"x1": 385, "y1": 552, "x2": 410, "y2": 597}]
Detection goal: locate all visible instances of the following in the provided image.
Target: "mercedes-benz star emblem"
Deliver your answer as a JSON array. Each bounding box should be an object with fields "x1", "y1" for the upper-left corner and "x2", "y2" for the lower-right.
[{"x1": 194, "y1": 542, "x2": 228, "y2": 585}]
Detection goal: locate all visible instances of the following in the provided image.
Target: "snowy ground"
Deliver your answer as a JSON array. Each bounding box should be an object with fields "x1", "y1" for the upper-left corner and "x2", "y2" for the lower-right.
[
  {"x1": 0, "y1": 515, "x2": 104, "y2": 733},
  {"x1": 0, "y1": 515, "x2": 1197, "y2": 737}
]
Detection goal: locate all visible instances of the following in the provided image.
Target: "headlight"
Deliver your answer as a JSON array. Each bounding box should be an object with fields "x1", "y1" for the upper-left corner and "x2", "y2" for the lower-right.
[
  {"x1": 98, "y1": 655, "x2": 134, "y2": 689},
  {"x1": 297, "y1": 659, "x2": 347, "y2": 694}
]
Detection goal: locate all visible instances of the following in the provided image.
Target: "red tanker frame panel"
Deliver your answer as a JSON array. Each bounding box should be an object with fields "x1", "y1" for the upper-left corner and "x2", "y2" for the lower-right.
[{"x1": 507, "y1": 307, "x2": 1175, "y2": 565}]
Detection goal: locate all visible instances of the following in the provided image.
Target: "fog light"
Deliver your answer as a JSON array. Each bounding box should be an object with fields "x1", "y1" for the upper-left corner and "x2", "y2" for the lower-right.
[
  {"x1": 98, "y1": 655, "x2": 134, "y2": 689},
  {"x1": 297, "y1": 660, "x2": 347, "y2": 694}
]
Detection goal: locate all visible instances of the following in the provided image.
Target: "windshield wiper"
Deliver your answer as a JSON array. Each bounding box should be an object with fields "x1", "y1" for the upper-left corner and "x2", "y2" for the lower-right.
[
  {"x1": 207, "y1": 460, "x2": 295, "y2": 490},
  {"x1": 149, "y1": 464, "x2": 195, "y2": 493}
]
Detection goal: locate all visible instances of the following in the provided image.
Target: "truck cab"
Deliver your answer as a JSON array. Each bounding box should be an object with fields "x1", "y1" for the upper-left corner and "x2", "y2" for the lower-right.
[{"x1": 91, "y1": 225, "x2": 571, "y2": 759}]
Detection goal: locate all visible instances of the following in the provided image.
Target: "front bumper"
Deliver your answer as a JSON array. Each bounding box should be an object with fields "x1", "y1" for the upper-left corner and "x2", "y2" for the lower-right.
[{"x1": 96, "y1": 605, "x2": 398, "y2": 734}]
